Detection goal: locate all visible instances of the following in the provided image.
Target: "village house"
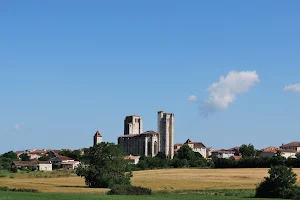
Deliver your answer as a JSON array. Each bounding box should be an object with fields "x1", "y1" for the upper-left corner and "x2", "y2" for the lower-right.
[
  {"x1": 50, "y1": 155, "x2": 75, "y2": 164},
  {"x1": 280, "y1": 142, "x2": 300, "y2": 152},
  {"x1": 257, "y1": 146, "x2": 297, "y2": 159},
  {"x1": 12, "y1": 161, "x2": 52, "y2": 171},
  {"x1": 211, "y1": 149, "x2": 235, "y2": 159},
  {"x1": 50, "y1": 155, "x2": 81, "y2": 169},
  {"x1": 174, "y1": 139, "x2": 208, "y2": 158},
  {"x1": 61, "y1": 161, "x2": 80, "y2": 169},
  {"x1": 184, "y1": 139, "x2": 207, "y2": 158}
]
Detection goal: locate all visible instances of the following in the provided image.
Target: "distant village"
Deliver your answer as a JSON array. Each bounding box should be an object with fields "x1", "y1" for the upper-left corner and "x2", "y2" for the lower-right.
[{"x1": 12, "y1": 110, "x2": 300, "y2": 172}]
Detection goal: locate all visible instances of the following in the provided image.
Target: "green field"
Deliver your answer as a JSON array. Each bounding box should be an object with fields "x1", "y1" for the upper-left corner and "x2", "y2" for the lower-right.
[{"x1": 0, "y1": 191, "x2": 282, "y2": 200}]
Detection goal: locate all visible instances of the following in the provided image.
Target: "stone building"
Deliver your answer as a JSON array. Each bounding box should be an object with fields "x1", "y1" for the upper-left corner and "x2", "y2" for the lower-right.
[
  {"x1": 93, "y1": 130, "x2": 102, "y2": 146},
  {"x1": 118, "y1": 111, "x2": 174, "y2": 158}
]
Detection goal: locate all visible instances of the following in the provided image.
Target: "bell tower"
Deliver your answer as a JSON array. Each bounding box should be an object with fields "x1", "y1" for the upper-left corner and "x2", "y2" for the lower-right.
[{"x1": 93, "y1": 130, "x2": 102, "y2": 146}]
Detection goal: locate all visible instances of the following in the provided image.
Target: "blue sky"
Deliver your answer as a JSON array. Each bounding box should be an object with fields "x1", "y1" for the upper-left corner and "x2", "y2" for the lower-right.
[{"x1": 1, "y1": 1, "x2": 300, "y2": 153}]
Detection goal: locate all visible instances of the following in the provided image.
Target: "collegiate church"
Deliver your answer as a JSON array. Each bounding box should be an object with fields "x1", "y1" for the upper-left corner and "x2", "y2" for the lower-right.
[{"x1": 118, "y1": 111, "x2": 174, "y2": 158}]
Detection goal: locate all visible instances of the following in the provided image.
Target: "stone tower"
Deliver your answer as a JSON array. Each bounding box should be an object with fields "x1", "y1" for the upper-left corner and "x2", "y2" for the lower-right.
[
  {"x1": 93, "y1": 130, "x2": 102, "y2": 146},
  {"x1": 157, "y1": 111, "x2": 174, "y2": 159},
  {"x1": 124, "y1": 115, "x2": 143, "y2": 135}
]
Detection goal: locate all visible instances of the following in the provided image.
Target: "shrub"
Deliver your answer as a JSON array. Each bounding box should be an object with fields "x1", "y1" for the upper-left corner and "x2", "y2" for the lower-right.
[
  {"x1": 108, "y1": 185, "x2": 152, "y2": 195},
  {"x1": 0, "y1": 186, "x2": 38, "y2": 193},
  {"x1": 256, "y1": 165, "x2": 298, "y2": 199},
  {"x1": 11, "y1": 166, "x2": 18, "y2": 173},
  {"x1": 0, "y1": 186, "x2": 9, "y2": 191}
]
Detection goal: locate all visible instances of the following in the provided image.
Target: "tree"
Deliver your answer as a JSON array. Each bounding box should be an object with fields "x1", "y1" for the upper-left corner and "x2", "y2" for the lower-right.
[
  {"x1": 155, "y1": 152, "x2": 166, "y2": 160},
  {"x1": 176, "y1": 145, "x2": 195, "y2": 160},
  {"x1": 2, "y1": 151, "x2": 17, "y2": 160},
  {"x1": 256, "y1": 165, "x2": 298, "y2": 198},
  {"x1": 76, "y1": 142, "x2": 132, "y2": 188},
  {"x1": 38, "y1": 155, "x2": 50, "y2": 161},
  {"x1": 19, "y1": 153, "x2": 30, "y2": 161},
  {"x1": 0, "y1": 151, "x2": 18, "y2": 170},
  {"x1": 59, "y1": 149, "x2": 82, "y2": 161},
  {"x1": 239, "y1": 144, "x2": 255, "y2": 157}
]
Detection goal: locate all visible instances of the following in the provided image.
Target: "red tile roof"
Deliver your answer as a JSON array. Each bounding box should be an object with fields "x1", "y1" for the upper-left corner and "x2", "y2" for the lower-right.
[
  {"x1": 259, "y1": 146, "x2": 279, "y2": 153},
  {"x1": 94, "y1": 130, "x2": 102, "y2": 137},
  {"x1": 30, "y1": 150, "x2": 47, "y2": 154},
  {"x1": 280, "y1": 142, "x2": 300, "y2": 148},
  {"x1": 13, "y1": 161, "x2": 38, "y2": 166},
  {"x1": 50, "y1": 155, "x2": 74, "y2": 161},
  {"x1": 184, "y1": 139, "x2": 206, "y2": 148}
]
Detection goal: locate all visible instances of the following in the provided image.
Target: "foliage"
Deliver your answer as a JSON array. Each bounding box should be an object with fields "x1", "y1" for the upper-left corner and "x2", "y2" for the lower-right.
[
  {"x1": 0, "y1": 186, "x2": 39, "y2": 193},
  {"x1": 239, "y1": 144, "x2": 256, "y2": 157},
  {"x1": 157, "y1": 189, "x2": 255, "y2": 198},
  {"x1": 0, "y1": 151, "x2": 18, "y2": 171},
  {"x1": 52, "y1": 164, "x2": 61, "y2": 170},
  {"x1": 176, "y1": 145, "x2": 195, "y2": 160},
  {"x1": 59, "y1": 149, "x2": 82, "y2": 161},
  {"x1": 38, "y1": 155, "x2": 50, "y2": 161},
  {"x1": 155, "y1": 152, "x2": 167, "y2": 160},
  {"x1": 213, "y1": 156, "x2": 296, "y2": 168},
  {"x1": 19, "y1": 153, "x2": 30, "y2": 161},
  {"x1": 76, "y1": 142, "x2": 132, "y2": 188},
  {"x1": 136, "y1": 147, "x2": 209, "y2": 170},
  {"x1": 2, "y1": 151, "x2": 18, "y2": 160},
  {"x1": 11, "y1": 166, "x2": 18, "y2": 173},
  {"x1": 108, "y1": 185, "x2": 152, "y2": 195},
  {"x1": 27, "y1": 166, "x2": 37, "y2": 171},
  {"x1": 255, "y1": 165, "x2": 298, "y2": 199}
]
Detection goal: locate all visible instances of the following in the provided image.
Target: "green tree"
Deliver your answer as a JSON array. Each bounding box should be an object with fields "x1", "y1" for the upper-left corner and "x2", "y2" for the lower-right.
[
  {"x1": 59, "y1": 149, "x2": 82, "y2": 161},
  {"x1": 256, "y1": 165, "x2": 298, "y2": 198},
  {"x1": 71, "y1": 150, "x2": 82, "y2": 160},
  {"x1": 76, "y1": 142, "x2": 132, "y2": 188},
  {"x1": 239, "y1": 144, "x2": 255, "y2": 157},
  {"x1": 176, "y1": 145, "x2": 195, "y2": 160},
  {"x1": 19, "y1": 153, "x2": 30, "y2": 161},
  {"x1": 38, "y1": 155, "x2": 50, "y2": 161},
  {"x1": 2, "y1": 151, "x2": 17, "y2": 160},
  {"x1": 0, "y1": 151, "x2": 18, "y2": 170},
  {"x1": 155, "y1": 152, "x2": 166, "y2": 160}
]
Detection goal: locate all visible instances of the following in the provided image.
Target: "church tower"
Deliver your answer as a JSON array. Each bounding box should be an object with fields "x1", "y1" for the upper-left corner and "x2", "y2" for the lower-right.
[
  {"x1": 93, "y1": 130, "x2": 102, "y2": 146},
  {"x1": 157, "y1": 111, "x2": 174, "y2": 159},
  {"x1": 124, "y1": 115, "x2": 143, "y2": 135}
]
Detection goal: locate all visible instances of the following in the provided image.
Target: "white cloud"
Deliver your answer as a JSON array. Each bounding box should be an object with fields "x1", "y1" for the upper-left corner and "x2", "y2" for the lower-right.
[
  {"x1": 202, "y1": 71, "x2": 259, "y2": 115},
  {"x1": 13, "y1": 122, "x2": 24, "y2": 130},
  {"x1": 188, "y1": 95, "x2": 197, "y2": 101},
  {"x1": 283, "y1": 84, "x2": 300, "y2": 93}
]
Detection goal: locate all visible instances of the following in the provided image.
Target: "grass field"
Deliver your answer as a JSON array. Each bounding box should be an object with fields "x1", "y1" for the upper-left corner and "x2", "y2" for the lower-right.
[
  {"x1": 0, "y1": 191, "x2": 282, "y2": 200},
  {"x1": 1, "y1": 168, "x2": 300, "y2": 194}
]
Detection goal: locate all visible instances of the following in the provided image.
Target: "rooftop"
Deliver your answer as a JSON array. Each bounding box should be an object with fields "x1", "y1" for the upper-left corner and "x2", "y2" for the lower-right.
[
  {"x1": 281, "y1": 142, "x2": 300, "y2": 148},
  {"x1": 94, "y1": 130, "x2": 102, "y2": 137}
]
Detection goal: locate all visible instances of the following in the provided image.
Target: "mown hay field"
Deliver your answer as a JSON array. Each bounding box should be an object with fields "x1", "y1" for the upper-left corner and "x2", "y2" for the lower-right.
[{"x1": 1, "y1": 168, "x2": 300, "y2": 194}]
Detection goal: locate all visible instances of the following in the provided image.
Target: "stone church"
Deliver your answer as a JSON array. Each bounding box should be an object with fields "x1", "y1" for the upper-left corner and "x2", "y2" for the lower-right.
[{"x1": 118, "y1": 111, "x2": 174, "y2": 158}]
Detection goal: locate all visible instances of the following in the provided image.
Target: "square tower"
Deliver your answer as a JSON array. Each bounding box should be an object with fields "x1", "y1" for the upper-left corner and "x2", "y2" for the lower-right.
[
  {"x1": 124, "y1": 115, "x2": 143, "y2": 135},
  {"x1": 157, "y1": 111, "x2": 174, "y2": 159}
]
